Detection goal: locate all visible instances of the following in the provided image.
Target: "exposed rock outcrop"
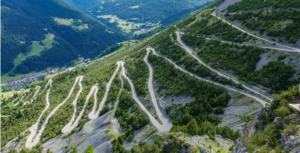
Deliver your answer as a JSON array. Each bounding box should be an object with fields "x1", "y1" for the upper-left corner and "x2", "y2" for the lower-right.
[
  {"x1": 232, "y1": 138, "x2": 247, "y2": 153},
  {"x1": 280, "y1": 133, "x2": 300, "y2": 152},
  {"x1": 233, "y1": 105, "x2": 300, "y2": 153},
  {"x1": 242, "y1": 106, "x2": 275, "y2": 137},
  {"x1": 162, "y1": 132, "x2": 186, "y2": 152},
  {"x1": 273, "y1": 117, "x2": 283, "y2": 126}
]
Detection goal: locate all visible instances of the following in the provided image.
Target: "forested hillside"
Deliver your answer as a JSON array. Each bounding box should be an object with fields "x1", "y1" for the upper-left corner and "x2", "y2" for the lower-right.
[
  {"x1": 2, "y1": 0, "x2": 300, "y2": 153},
  {"x1": 83, "y1": 0, "x2": 216, "y2": 36},
  {"x1": 1, "y1": 0, "x2": 125, "y2": 78},
  {"x1": 225, "y1": 0, "x2": 300, "y2": 44},
  {"x1": 60, "y1": 0, "x2": 102, "y2": 11}
]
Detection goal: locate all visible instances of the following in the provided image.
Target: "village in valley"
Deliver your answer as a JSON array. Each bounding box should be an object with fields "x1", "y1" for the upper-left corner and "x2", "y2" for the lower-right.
[
  {"x1": 6, "y1": 68, "x2": 59, "y2": 91},
  {"x1": 5, "y1": 58, "x2": 92, "y2": 91},
  {"x1": 96, "y1": 14, "x2": 160, "y2": 34}
]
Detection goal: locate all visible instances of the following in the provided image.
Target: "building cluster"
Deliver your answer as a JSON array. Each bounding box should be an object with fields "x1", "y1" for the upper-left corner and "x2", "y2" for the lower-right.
[{"x1": 7, "y1": 68, "x2": 59, "y2": 91}]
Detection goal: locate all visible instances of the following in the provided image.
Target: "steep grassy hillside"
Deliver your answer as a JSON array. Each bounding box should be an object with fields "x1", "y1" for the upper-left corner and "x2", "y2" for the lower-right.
[{"x1": 1, "y1": 0, "x2": 125, "y2": 80}]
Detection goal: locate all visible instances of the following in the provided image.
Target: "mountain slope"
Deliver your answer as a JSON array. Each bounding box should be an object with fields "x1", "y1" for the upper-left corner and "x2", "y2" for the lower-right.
[
  {"x1": 1, "y1": 0, "x2": 125, "y2": 79},
  {"x1": 2, "y1": 0, "x2": 300, "y2": 153},
  {"x1": 83, "y1": 0, "x2": 216, "y2": 35},
  {"x1": 160, "y1": 1, "x2": 214, "y2": 26},
  {"x1": 60, "y1": 0, "x2": 102, "y2": 11}
]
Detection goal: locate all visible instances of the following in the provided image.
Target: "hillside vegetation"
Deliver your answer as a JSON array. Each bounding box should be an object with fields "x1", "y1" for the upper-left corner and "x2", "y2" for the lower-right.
[
  {"x1": 84, "y1": 0, "x2": 215, "y2": 36},
  {"x1": 2, "y1": 0, "x2": 300, "y2": 152},
  {"x1": 1, "y1": 0, "x2": 125, "y2": 80}
]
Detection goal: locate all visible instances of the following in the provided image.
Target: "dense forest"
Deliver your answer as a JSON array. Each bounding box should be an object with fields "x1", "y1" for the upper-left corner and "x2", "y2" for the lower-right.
[{"x1": 1, "y1": 0, "x2": 125, "y2": 75}]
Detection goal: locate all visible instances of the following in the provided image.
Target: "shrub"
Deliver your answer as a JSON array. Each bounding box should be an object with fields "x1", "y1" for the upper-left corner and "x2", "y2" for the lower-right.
[
  {"x1": 214, "y1": 106, "x2": 224, "y2": 114},
  {"x1": 239, "y1": 115, "x2": 256, "y2": 123},
  {"x1": 209, "y1": 134, "x2": 216, "y2": 140},
  {"x1": 183, "y1": 143, "x2": 190, "y2": 148},
  {"x1": 235, "y1": 83, "x2": 244, "y2": 89},
  {"x1": 85, "y1": 145, "x2": 94, "y2": 153},
  {"x1": 275, "y1": 106, "x2": 290, "y2": 118},
  {"x1": 270, "y1": 102, "x2": 278, "y2": 110},
  {"x1": 229, "y1": 145, "x2": 234, "y2": 151},
  {"x1": 278, "y1": 53, "x2": 288, "y2": 61},
  {"x1": 187, "y1": 119, "x2": 198, "y2": 135},
  {"x1": 283, "y1": 124, "x2": 298, "y2": 135}
]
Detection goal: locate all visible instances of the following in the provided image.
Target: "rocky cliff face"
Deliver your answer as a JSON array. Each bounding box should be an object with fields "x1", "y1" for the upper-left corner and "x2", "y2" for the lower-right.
[
  {"x1": 232, "y1": 138, "x2": 247, "y2": 153},
  {"x1": 241, "y1": 107, "x2": 275, "y2": 137},
  {"x1": 233, "y1": 106, "x2": 300, "y2": 153}
]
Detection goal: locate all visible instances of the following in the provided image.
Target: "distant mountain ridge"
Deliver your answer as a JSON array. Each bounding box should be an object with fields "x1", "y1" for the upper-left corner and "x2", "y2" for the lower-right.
[{"x1": 1, "y1": 0, "x2": 125, "y2": 80}]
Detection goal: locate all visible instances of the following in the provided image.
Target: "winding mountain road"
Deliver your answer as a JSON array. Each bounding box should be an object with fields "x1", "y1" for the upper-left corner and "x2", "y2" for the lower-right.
[
  {"x1": 25, "y1": 76, "x2": 82, "y2": 148},
  {"x1": 211, "y1": 13, "x2": 300, "y2": 52},
  {"x1": 147, "y1": 48, "x2": 268, "y2": 106},
  {"x1": 88, "y1": 62, "x2": 122, "y2": 119},
  {"x1": 120, "y1": 61, "x2": 172, "y2": 132},
  {"x1": 143, "y1": 50, "x2": 173, "y2": 130},
  {"x1": 28, "y1": 86, "x2": 41, "y2": 104},
  {"x1": 176, "y1": 32, "x2": 273, "y2": 102},
  {"x1": 24, "y1": 86, "x2": 41, "y2": 105},
  {"x1": 25, "y1": 79, "x2": 53, "y2": 148},
  {"x1": 204, "y1": 37, "x2": 297, "y2": 52},
  {"x1": 13, "y1": 96, "x2": 24, "y2": 107},
  {"x1": 110, "y1": 72, "x2": 124, "y2": 134},
  {"x1": 62, "y1": 84, "x2": 99, "y2": 133}
]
